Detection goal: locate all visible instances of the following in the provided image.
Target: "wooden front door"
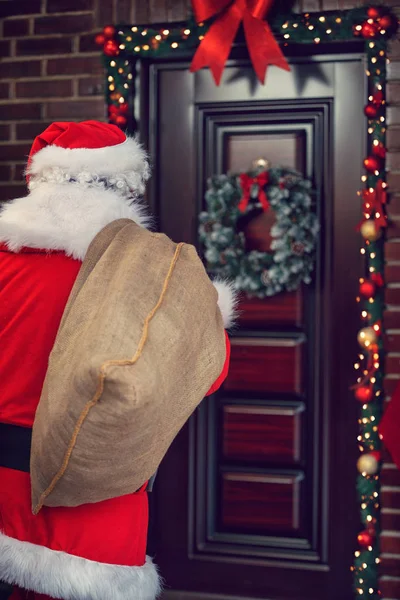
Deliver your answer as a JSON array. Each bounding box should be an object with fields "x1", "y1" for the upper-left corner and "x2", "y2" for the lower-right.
[{"x1": 138, "y1": 45, "x2": 365, "y2": 600}]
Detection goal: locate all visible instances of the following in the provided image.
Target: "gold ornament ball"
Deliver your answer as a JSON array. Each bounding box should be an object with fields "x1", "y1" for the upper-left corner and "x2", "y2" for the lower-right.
[
  {"x1": 357, "y1": 453, "x2": 379, "y2": 476},
  {"x1": 252, "y1": 157, "x2": 270, "y2": 171},
  {"x1": 360, "y1": 220, "x2": 381, "y2": 242},
  {"x1": 357, "y1": 326, "x2": 377, "y2": 349}
]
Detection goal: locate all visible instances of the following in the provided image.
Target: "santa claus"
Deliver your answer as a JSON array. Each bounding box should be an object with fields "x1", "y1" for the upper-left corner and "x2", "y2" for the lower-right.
[{"x1": 0, "y1": 121, "x2": 235, "y2": 600}]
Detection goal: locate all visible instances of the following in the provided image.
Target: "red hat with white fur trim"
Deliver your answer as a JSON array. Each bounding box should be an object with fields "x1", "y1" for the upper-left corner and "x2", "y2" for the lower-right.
[{"x1": 26, "y1": 120, "x2": 149, "y2": 194}]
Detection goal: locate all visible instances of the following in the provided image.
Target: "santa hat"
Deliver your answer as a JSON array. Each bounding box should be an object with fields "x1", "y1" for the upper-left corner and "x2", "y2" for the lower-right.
[{"x1": 26, "y1": 120, "x2": 150, "y2": 195}]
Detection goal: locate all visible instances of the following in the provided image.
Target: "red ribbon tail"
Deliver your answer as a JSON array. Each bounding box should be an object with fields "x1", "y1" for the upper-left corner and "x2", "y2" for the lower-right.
[
  {"x1": 238, "y1": 195, "x2": 250, "y2": 212},
  {"x1": 258, "y1": 189, "x2": 269, "y2": 211},
  {"x1": 190, "y1": 5, "x2": 242, "y2": 85},
  {"x1": 243, "y1": 14, "x2": 290, "y2": 84}
]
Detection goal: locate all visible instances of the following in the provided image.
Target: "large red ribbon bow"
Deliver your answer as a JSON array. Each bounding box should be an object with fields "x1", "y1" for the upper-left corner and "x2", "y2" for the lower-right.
[
  {"x1": 358, "y1": 179, "x2": 388, "y2": 230},
  {"x1": 238, "y1": 171, "x2": 269, "y2": 212},
  {"x1": 190, "y1": 0, "x2": 291, "y2": 86}
]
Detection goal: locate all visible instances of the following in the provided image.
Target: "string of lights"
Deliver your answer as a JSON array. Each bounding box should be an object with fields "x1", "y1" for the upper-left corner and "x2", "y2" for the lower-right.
[{"x1": 98, "y1": 7, "x2": 398, "y2": 599}]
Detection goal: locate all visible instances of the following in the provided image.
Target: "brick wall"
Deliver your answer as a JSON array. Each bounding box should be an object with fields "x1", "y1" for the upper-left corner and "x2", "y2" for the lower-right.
[{"x1": 1, "y1": 0, "x2": 400, "y2": 596}]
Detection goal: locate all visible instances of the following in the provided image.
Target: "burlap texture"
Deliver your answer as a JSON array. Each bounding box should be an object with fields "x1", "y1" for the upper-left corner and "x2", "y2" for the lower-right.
[{"x1": 30, "y1": 219, "x2": 225, "y2": 513}]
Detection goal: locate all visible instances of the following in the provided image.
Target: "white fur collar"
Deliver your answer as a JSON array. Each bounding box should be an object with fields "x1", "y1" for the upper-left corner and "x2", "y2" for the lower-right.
[
  {"x1": 0, "y1": 185, "x2": 238, "y2": 329},
  {"x1": 0, "y1": 184, "x2": 150, "y2": 261}
]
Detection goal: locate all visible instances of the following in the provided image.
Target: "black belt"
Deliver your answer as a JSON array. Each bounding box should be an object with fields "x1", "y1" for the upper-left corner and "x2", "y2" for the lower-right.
[
  {"x1": 0, "y1": 423, "x2": 159, "y2": 490},
  {"x1": 0, "y1": 423, "x2": 32, "y2": 473}
]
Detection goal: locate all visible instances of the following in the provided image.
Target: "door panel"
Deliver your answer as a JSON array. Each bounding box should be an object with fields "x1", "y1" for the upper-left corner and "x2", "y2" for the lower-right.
[
  {"x1": 139, "y1": 49, "x2": 365, "y2": 600},
  {"x1": 225, "y1": 338, "x2": 304, "y2": 394},
  {"x1": 222, "y1": 404, "x2": 304, "y2": 464},
  {"x1": 238, "y1": 291, "x2": 303, "y2": 327},
  {"x1": 221, "y1": 472, "x2": 304, "y2": 534},
  {"x1": 227, "y1": 132, "x2": 305, "y2": 174}
]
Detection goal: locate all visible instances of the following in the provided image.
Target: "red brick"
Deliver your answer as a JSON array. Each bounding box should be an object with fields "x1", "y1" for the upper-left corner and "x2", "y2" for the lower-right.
[
  {"x1": 0, "y1": 0, "x2": 41, "y2": 18},
  {"x1": 386, "y1": 288, "x2": 400, "y2": 305},
  {"x1": 381, "y1": 555, "x2": 400, "y2": 578},
  {"x1": 382, "y1": 511, "x2": 400, "y2": 531},
  {"x1": 382, "y1": 464, "x2": 400, "y2": 487},
  {"x1": 0, "y1": 124, "x2": 11, "y2": 141},
  {"x1": 0, "y1": 40, "x2": 11, "y2": 58},
  {"x1": 385, "y1": 311, "x2": 400, "y2": 330},
  {"x1": 0, "y1": 165, "x2": 11, "y2": 180},
  {"x1": 46, "y1": 0, "x2": 94, "y2": 11},
  {"x1": 382, "y1": 488, "x2": 400, "y2": 510},
  {"x1": 388, "y1": 151, "x2": 400, "y2": 171},
  {"x1": 16, "y1": 79, "x2": 73, "y2": 99},
  {"x1": 0, "y1": 103, "x2": 41, "y2": 121},
  {"x1": 46, "y1": 99, "x2": 105, "y2": 119},
  {"x1": 13, "y1": 163, "x2": 26, "y2": 182},
  {"x1": 388, "y1": 106, "x2": 400, "y2": 126},
  {"x1": 34, "y1": 14, "x2": 93, "y2": 35},
  {"x1": 385, "y1": 264, "x2": 400, "y2": 282},
  {"x1": 385, "y1": 331, "x2": 400, "y2": 352},
  {"x1": 0, "y1": 83, "x2": 9, "y2": 99},
  {"x1": 16, "y1": 121, "x2": 53, "y2": 141},
  {"x1": 382, "y1": 534, "x2": 400, "y2": 554},
  {"x1": 79, "y1": 32, "x2": 99, "y2": 53},
  {"x1": 388, "y1": 194, "x2": 400, "y2": 218},
  {"x1": 47, "y1": 56, "x2": 103, "y2": 76},
  {"x1": 389, "y1": 38, "x2": 400, "y2": 61},
  {"x1": 78, "y1": 76, "x2": 103, "y2": 96},
  {"x1": 388, "y1": 173, "x2": 400, "y2": 193},
  {"x1": 0, "y1": 144, "x2": 31, "y2": 161},
  {"x1": 386, "y1": 354, "x2": 400, "y2": 374},
  {"x1": 16, "y1": 37, "x2": 73, "y2": 57},
  {"x1": 387, "y1": 127, "x2": 400, "y2": 151},
  {"x1": 388, "y1": 83, "x2": 400, "y2": 106},
  {"x1": 3, "y1": 18, "x2": 30, "y2": 37},
  {"x1": 0, "y1": 60, "x2": 41, "y2": 79},
  {"x1": 0, "y1": 184, "x2": 27, "y2": 202},
  {"x1": 381, "y1": 577, "x2": 400, "y2": 599},
  {"x1": 388, "y1": 61, "x2": 400, "y2": 81},
  {"x1": 387, "y1": 217, "x2": 400, "y2": 239},
  {"x1": 386, "y1": 241, "x2": 400, "y2": 262},
  {"x1": 384, "y1": 376, "x2": 400, "y2": 396}
]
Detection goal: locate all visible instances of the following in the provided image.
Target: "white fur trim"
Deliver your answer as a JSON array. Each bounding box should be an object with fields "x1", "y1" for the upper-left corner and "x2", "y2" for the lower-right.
[
  {"x1": 0, "y1": 184, "x2": 151, "y2": 260},
  {"x1": 0, "y1": 531, "x2": 161, "y2": 600},
  {"x1": 27, "y1": 136, "x2": 150, "y2": 189},
  {"x1": 212, "y1": 279, "x2": 239, "y2": 329}
]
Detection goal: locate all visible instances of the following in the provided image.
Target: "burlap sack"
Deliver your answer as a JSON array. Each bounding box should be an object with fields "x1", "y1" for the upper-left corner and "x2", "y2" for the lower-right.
[{"x1": 30, "y1": 219, "x2": 225, "y2": 513}]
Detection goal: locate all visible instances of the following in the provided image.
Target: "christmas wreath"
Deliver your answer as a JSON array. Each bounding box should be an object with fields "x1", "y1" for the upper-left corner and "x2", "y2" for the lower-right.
[{"x1": 199, "y1": 166, "x2": 319, "y2": 298}]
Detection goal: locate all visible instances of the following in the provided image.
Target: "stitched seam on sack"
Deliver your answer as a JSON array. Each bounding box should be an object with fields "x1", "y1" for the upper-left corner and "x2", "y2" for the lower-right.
[{"x1": 33, "y1": 242, "x2": 184, "y2": 514}]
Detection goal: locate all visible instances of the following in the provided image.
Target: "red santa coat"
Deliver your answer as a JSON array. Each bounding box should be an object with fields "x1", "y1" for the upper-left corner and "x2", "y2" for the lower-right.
[{"x1": 0, "y1": 131, "x2": 235, "y2": 600}]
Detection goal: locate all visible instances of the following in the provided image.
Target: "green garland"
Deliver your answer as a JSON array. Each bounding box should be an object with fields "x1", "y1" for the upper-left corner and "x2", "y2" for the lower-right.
[
  {"x1": 198, "y1": 167, "x2": 318, "y2": 298},
  {"x1": 98, "y1": 6, "x2": 398, "y2": 599}
]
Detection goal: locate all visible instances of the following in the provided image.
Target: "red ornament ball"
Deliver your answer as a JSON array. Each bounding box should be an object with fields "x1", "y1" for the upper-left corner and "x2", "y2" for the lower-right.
[
  {"x1": 359, "y1": 280, "x2": 376, "y2": 298},
  {"x1": 95, "y1": 33, "x2": 105, "y2": 46},
  {"x1": 367, "y1": 7, "x2": 381, "y2": 20},
  {"x1": 361, "y1": 21, "x2": 379, "y2": 38},
  {"x1": 114, "y1": 115, "x2": 128, "y2": 128},
  {"x1": 372, "y1": 143, "x2": 386, "y2": 159},
  {"x1": 357, "y1": 529, "x2": 374, "y2": 549},
  {"x1": 372, "y1": 90, "x2": 384, "y2": 106},
  {"x1": 355, "y1": 386, "x2": 373, "y2": 403},
  {"x1": 364, "y1": 104, "x2": 378, "y2": 119},
  {"x1": 103, "y1": 25, "x2": 116, "y2": 39},
  {"x1": 370, "y1": 450, "x2": 381, "y2": 463},
  {"x1": 379, "y1": 14, "x2": 395, "y2": 32},
  {"x1": 103, "y1": 39, "x2": 120, "y2": 57},
  {"x1": 364, "y1": 156, "x2": 380, "y2": 173},
  {"x1": 118, "y1": 102, "x2": 129, "y2": 114}
]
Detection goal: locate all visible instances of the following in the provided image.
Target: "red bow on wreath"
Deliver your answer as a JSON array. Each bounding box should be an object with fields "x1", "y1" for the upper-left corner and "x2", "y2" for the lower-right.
[
  {"x1": 190, "y1": 0, "x2": 291, "y2": 85},
  {"x1": 239, "y1": 171, "x2": 269, "y2": 212},
  {"x1": 358, "y1": 179, "x2": 388, "y2": 230}
]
